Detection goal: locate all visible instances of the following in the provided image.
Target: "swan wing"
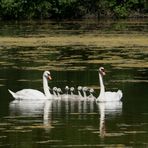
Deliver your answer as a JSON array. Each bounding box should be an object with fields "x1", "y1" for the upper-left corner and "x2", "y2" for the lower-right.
[
  {"x1": 14, "y1": 89, "x2": 46, "y2": 100},
  {"x1": 105, "y1": 90, "x2": 123, "y2": 101}
]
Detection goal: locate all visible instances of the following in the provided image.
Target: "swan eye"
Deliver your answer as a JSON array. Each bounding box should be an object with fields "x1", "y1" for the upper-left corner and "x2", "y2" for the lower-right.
[
  {"x1": 101, "y1": 68, "x2": 105, "y2": 72},
  {"x1": 45, "y1": 71, "x2": 52, "y2": 80},
  {"x1": 99, "y1": 67, "x2": 106, "y2": 75}
]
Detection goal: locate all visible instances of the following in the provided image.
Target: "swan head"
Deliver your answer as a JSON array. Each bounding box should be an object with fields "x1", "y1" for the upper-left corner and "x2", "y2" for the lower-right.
[
  {"x1": 99, "y1": 67, "x2": 106, "y2": 76},
  {"x1": 82, "y1": 87, "x2": 88, "y2": 92},
  {"x1": 70, "y1": 87, "x2": 75, "y2": 92},
  {"x1": 43, "y1": 71, "x2": 52, "y2": 80},
  {"x1": 65, "y1": 86, "x2": 69, "y2": 91},
  {"x1": 53, "y1": 87, "x2": 57, "y2": 91},
  {"x1": 89, "y1": 88, "x2": 94, "y2": 93},
  {"x1": 78, "y1": 86, "x2": 82, "y2": 91},
  {"x1": 57, "y1": 88, "x2": 62, "y2": 93}
]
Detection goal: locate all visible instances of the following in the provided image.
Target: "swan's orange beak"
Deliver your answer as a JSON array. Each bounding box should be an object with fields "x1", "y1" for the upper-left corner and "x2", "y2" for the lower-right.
[
  {"x1": 48, "y1": 75, "x2": 52, "y2": 80},
  {"x1": 103, "y1": 71, "x2": 106, "y2": 75},
  {"x1": 102, "y1": 69, "x2": 106, "y2": 76}
]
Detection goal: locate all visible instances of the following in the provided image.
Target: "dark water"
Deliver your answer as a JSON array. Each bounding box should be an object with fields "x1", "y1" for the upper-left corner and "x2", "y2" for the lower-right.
[{"x1": 0, "y1": 19, "x2": 148, "y2": 147}]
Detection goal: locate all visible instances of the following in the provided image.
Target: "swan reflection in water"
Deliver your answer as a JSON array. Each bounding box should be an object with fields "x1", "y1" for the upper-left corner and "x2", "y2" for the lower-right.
[
  {"x1": 97, "y1": 101, "x2": 122, "y2": 138},
  {"x1": 9, "y1": 99, "x2": 52, "y2": 131},
  {"x1": 9, "y1": 93, "x2": 96, "y2": 122}
]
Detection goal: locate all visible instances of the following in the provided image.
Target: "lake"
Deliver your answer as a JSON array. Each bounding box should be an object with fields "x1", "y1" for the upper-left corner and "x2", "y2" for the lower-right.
[{"x1": 0, "y1": 19, "x2": 148, "y2": 147}]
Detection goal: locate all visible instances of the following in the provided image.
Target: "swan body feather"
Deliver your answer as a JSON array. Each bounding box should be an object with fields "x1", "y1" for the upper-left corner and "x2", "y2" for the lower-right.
[
  {"x1": 98, "y1": 90, "x2": 122, "y2": 102},
  {"x1": 8, "y1": 71, "x2": 52, "y2": 100},
  {"x1": 8, "y1": 89, "x2": 47, "y2": 100}
]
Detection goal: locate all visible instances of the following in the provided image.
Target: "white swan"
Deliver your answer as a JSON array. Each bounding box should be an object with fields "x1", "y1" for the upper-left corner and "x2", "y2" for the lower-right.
[
  {"x1": 60, "y1": 86, "x2": 69, "y2": 101},
  {"x1": 65, "y1": 86, "x2": 69, "y2": 94},
  {"x1": 77, "y1": 86, "x2": 83, "y2": 97},
  {"x1": 82, "y1": 87, "x2": 88, "y2": 99},
  {"x1": 96, "y1": 67, "x2": 123, "y2": 102},
  {"x1": 8, "y1": 71, "x2": 52, "y2": 100},
  {"x1": 77, "y1": 86, "x2": 84, "y2": 101},
  {"x1": 87, "y1": 88, "x2": 96, "y2": 101},
  {"x1": 70, "y1": 87, "x2": 75, "y2": 95}
]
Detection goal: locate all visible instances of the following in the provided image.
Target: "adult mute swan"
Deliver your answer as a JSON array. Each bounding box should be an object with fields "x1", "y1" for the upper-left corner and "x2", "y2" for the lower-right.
[
  {"x1": 96, "y1": 67, "x2": 123, "y2": 102},
  {"x1": 8, "y1": 71, "x2": 52, "y2": 100}
]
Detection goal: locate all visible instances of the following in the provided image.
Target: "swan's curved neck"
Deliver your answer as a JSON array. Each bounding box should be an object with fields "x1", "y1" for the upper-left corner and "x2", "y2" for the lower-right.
[
  {"x1": 78, "y1": 91, "x2": 82, "y2": 97},
  {"x1": 66, "y1": 90, "x2": 68, "y2": 95},
  {"x1": 43, "y1": 76, "x2": 52, "y2": 98},
  {"x1": 83, "y1": 91, "x2": 87, "y2": 98},
  {"x1": 99, "y1": 73, "x2": 105, "y2": 98}
]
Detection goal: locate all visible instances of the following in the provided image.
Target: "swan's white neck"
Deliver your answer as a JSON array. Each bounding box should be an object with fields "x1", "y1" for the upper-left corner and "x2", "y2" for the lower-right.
[
  {"x1": 43, "y1": 76, "x2": 52, "y2": 99},
  {"x1": 98, "y1": 73, "x2": 105, "y2": 100},
  {"x1": 83, "y1": 91, "x2": 87, "y2": 98},
  {"x1": 78, "y1": 91, "x2": 82, "y2": 97}
]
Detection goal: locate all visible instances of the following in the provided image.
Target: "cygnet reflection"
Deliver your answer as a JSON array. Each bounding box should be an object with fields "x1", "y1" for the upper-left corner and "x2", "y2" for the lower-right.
[{"x1": 52, "y1": 95, "x2": 96, "y2": 114}]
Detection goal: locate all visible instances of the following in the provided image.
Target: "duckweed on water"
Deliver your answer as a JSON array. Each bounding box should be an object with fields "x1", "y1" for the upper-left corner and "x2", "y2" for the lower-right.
[{"x1": 0, "y1": 34, "x2": 147, "y2": 47}]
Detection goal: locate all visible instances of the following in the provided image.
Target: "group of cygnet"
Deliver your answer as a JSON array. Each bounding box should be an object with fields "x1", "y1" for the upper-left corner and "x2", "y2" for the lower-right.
[{"x1": 50, "y1": 85, "x2": 95, "y2": 101}]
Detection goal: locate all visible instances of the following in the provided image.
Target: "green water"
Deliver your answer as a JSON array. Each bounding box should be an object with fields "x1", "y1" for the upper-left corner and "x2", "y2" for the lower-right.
[{"x1": 0, "y1": 19, "x2": 148, "y2": 147}]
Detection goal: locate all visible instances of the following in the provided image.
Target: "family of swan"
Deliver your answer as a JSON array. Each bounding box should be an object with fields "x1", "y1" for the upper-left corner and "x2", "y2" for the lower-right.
[{"x1": 8, "y1": 67, "x2": 123, "y2": 102}]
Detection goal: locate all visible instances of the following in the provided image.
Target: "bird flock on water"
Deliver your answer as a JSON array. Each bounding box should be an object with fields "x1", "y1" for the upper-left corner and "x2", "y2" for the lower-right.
[
  {"x1": 48, "y1": 85, "x2": 96, "y2": 101},
  {"x1": 8, "y1": 67, "x2": 123, "y2": 102}
]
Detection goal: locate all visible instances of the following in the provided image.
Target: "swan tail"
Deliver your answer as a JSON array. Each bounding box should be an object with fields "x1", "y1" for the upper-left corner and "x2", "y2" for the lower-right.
[
  {"x1": 117, "y1": 90, "x2": 123, "y2": 100},
  {"x1": 8, "y1": 89, "x2": 17, "y2": 99}
]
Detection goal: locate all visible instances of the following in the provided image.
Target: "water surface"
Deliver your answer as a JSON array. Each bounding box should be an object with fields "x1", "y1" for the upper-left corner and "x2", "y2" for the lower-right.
[{"x1": 0, "y1": 19, "x2": 148, "y2": 147}]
